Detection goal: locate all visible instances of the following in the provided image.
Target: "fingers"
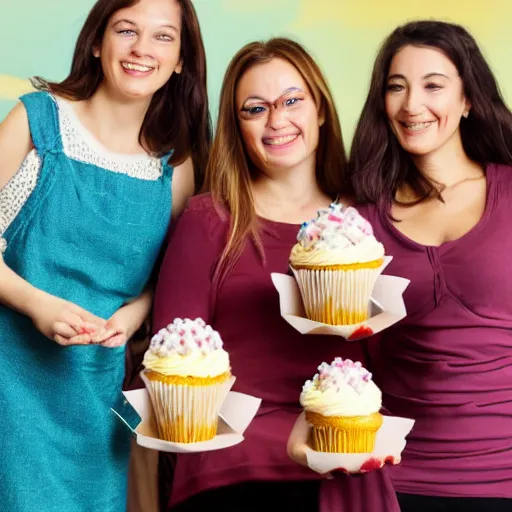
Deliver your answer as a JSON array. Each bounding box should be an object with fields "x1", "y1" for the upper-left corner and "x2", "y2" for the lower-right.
[
  {"x1": 90, "y1": 328, "x2": 118, "y2": 343},
  {"x1": 74, "y1": 307, "x2": 107, "y2": 329},
  {"x1": 68, "y1": 334, "x2": 92, "y2": 345},
  {"x1": 61, "y1": 309, "x2": 101, "y2": 336},
  {"x1": 100, "y1": 334, "x2": 127, "y2": 348},
  {"x1": 287, "y1": 412, "x2": 311, "y2": 467},
  {"x1": 53, "y1": 321, "x2": 80, "y2": 339},
  {"x1": 54, "y1": 333, "x2": 91, "y2": 346}
]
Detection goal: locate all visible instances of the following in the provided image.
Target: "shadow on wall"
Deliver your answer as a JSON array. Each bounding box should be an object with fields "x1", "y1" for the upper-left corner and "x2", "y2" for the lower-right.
[{"x1": 0, "y1": 75, "x2": 34, "y2": 101}]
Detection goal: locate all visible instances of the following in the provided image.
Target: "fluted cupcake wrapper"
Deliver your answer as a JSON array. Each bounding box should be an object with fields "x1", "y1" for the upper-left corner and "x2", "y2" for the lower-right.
[
  {"x1": 141, "y1": 370, "x2": 235, "y2": 443},
  {"x1": 290, "y1": 264, "x2": 385, "y2": 326},
  {"x1": 306, "y1": 411, "x2": 384, "y2": 454}
]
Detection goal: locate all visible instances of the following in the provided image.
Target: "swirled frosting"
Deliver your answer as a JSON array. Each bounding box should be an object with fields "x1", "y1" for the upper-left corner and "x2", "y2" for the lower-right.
[
  {"x1": 290, "y1": 203, "x2": 385, "y2": 266},
  {"x1": 300, "y1": 357, "x2": 382, "y2": 417},
  {"x1": 143, "y1": 318, "x2": 230, "y2": 378}
]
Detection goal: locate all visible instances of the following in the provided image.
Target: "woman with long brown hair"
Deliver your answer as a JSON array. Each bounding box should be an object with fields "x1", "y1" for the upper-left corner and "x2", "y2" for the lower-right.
[
  {"x1": 349, "y1": 20, "x2": 512, "y2": 512},
  {"x1": 153, "y1": 37, "x2": 399, "y2": 512},
  {"x1": 0, "y1": 0, "x2": 210, "y2": 510}
]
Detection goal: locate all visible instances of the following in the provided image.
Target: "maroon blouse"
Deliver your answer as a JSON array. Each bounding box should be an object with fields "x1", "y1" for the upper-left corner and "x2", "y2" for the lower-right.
[
  {"x1": 153, "y1": 194, "x2": 399, "y2": 511},
  {"x1": 359, "y1": 164, "x2": 512, "y2": 498}
]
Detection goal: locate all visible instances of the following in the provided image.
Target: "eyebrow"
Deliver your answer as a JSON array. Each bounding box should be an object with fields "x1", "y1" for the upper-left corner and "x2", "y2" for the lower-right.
[
  {"x1": 112, "y1": 19, "x2": 179, "y2": 32},
  {"x1": 243, "y1": 87, "x2": 304, "y2": 104},
  {"x1": 387, "y1": 72, "x2": 450, "y2": 81}
]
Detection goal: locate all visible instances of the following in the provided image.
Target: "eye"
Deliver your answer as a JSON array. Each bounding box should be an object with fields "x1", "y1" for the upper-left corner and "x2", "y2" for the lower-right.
[
  {"x1": 425, "y1": 83, "x2": 442, "y2": 91},
  {"x1": 285, "y1": 97, "x2": 300, "y2": 106},
  {"x1": 117, "y1": 29, "x2": 136, "y2": 36},
  {"x1": 386, "y1": 83, "x2": 404, "y2": 92},
  {"x1": 242, "y1": 106, "x2": 266, "y2": 115},
  {"x1": 156, "y1": 34, "x2": 174, "y2": 42}
]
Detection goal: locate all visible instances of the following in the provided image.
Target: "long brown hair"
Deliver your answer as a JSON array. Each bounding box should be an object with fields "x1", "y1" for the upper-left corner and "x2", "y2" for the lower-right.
[
  {"x1": 349, "y1": 20, "x2": 512, "y2": 206},
  {"x1": 32, "y1": 0, "x2": 211, "y2": 191},
  {"x1": 207, "y1": 37, "x2": 347, "y2": 282}
]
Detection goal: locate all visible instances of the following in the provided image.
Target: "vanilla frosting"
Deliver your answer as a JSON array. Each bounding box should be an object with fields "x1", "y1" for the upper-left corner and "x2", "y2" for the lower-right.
[
  {"x1": 300, "y1": 357, "x2": 382, "y2": 417},
  {"x1": 290, "y1": 203, "x2": 385, "y2": 267},
  {"x1": 143, "y1": 318, "x2": 230, "y2": 378}
]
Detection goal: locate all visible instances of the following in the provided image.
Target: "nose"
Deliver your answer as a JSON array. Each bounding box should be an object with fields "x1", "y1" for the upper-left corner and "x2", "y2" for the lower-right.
[
  {"x1": 403, "y1": 87, "x2": 423, "y2": 115},
  {"x1": 266, "y1": 105, "x2": 288, "y2": 130},
  {"x1": 130, "y1": 32, "x2": 152, "y2": 58}
]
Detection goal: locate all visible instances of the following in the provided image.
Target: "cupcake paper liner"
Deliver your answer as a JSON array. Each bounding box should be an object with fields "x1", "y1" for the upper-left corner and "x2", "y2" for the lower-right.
[
  {"x1": 141, "y1": 370, "x2": 234, "y2": 443},
  {"x1": 291, "y1": 264, "x2": 385, "y2": 325}
]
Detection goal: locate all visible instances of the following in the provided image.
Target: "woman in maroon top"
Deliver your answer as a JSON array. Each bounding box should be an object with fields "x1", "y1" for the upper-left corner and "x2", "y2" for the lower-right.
[
  {"x1": 349, "y1": 21, "x2": 512, "y2": 512},
  {"x1": 153, "y1": 38, "x2": 399, "y2": 511}
]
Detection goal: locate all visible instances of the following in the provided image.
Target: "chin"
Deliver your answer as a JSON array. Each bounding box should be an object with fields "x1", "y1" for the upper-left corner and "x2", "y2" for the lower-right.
[
  {"x1": 399, "y1": 140, "x2": 439, "y2": 157},
  {"x1": 121, "y1": 87, "x2": 155, "y2": 100}
]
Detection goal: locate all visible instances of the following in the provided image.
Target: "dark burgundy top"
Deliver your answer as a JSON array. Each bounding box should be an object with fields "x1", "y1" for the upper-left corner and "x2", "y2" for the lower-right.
[
  {"x1": 153, "y1": 194, "x2": 399, "y2": 511},
  {"x1": 359, "y1": 163, "x2": 512, "y2": 498}
]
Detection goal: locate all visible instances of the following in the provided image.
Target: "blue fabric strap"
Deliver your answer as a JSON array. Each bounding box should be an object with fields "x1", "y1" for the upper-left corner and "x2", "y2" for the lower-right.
[{"x1": 19, "y1": 91, "x2": 63, "y2": 155}]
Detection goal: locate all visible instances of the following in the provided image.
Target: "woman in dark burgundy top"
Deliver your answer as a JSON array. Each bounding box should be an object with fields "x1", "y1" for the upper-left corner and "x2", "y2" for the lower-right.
[
  {"x1": 349, "y1": 21, "x2": 512, "y2": 512},
  {"x1": 153, "y1": 38, "x2": 399, "y2": 511}
]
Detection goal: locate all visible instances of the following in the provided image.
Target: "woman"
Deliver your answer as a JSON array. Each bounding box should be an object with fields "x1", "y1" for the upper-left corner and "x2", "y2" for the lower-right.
[
  {"x1": 349, "y1": 20, "x2": 512, "y2": 512},
  {"x1": 0, "y1": 0, "x2": 210, "y2": 510},
  {"x1": 153, "y1": 37, "x2": 399, "y2": 512}
]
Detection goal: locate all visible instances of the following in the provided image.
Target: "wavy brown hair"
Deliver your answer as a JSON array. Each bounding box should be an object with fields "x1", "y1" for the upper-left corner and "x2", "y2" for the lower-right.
[
  {"x1": 32, "y1": 0, "x2": 211, "y2": 191},
  {"x1": 349, "y1": 20, "x2": 512, "y2": 206},
  {"x1": 206, "y1": 37, "x2": 347, "y2": 282}
]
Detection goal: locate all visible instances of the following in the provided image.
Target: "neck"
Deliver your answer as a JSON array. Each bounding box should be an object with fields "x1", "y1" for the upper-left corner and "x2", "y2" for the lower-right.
[
  {"x1": 411, "y1": 131, "x2": 483, "y2": 187},
  {"x1": 251, "y1": 155, "x2": 332, "y2": 223},
  {"x1": 79, "y1": 84, "x2": 152, "y2": 154}
]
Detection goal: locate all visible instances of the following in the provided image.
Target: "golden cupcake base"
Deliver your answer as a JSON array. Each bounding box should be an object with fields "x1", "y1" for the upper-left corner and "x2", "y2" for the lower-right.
[
  {"x1": 142, "y1": 370, "x2": 233, "y2": 443},
  {"x1": 159, "y1": 417, "x2": 218, "y2": 443},
  {"x1": 306, "y1": 411, "x2": 383, "y2": 453}
]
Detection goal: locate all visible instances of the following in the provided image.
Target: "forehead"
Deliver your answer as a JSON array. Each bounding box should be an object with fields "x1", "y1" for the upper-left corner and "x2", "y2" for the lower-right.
[
  {"x1": 110, "y1": 0, "x2": 182, "y2": 28},
  {"x1": 388, "y1": 45, "x2": 458, "y2": 78},
  {"x1": 236, "y1": 58, "x2": 308, "y2": 102}
]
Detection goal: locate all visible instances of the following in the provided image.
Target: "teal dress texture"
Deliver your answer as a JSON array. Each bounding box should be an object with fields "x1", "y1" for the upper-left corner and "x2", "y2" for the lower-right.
[{"x1": 0, "y1": 92, "x2": 172, "y2": 511}]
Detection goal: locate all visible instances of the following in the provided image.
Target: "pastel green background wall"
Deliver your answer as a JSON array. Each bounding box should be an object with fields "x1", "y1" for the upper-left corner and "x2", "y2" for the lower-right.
[{"x1": 1, "y1": 0, "x2": 510, "y2": 143}]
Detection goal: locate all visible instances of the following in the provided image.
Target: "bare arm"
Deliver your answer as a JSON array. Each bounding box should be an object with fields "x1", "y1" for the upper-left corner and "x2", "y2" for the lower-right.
[
  {"x1": 0, "y1": 101, "x2": 33, "y2": 189},
  {"x1": 0, "y1": 103, "x2": 106, "y2": 344},
  {"x1": 170, "y1": 156, "x2": 195, "y2": 220}
]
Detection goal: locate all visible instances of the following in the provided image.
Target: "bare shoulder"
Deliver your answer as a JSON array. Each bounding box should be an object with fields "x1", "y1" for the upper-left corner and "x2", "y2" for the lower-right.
[
  {"x1": 170, "y1": 156, "x2": 195, "y2": 220},
  {"x1": 0, "y1": 101, "x2": 33, "y2": 190}
]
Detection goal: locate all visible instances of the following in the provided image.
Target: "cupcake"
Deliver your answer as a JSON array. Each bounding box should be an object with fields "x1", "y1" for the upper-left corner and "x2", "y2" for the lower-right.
[
  {"x1": 290, "y1": 203, "x2": 385, "y2": 325},
  {"x1": 142, "y1": 318, "x2": 232, "y2": 443},
  {"x1": 300, "y1": 357, "x2": 383, "y2": 453}
]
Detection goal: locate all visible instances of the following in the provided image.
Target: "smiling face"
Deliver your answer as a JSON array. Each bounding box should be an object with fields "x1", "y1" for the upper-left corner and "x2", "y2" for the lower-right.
[
  {"x1": 385, "y1": 44, "x2": 470, "y2": 158},
  {"x1": 235, "y1": 57, "x2": 324, "y2": 175},
  {"x1": 94, "y1": 0, "x2": 183, "y2": 101}
]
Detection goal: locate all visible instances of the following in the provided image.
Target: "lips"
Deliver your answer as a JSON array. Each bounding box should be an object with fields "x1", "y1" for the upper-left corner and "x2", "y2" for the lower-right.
[
  {"x1": 262, "y1": 134, "x2": 299, "y2": 146},
  {"x1": 399, "y1": 120, "x2": 435, "y2": 131},
  {"x1": 121, "y1": 61, "x2": 155, "y2": 73}
]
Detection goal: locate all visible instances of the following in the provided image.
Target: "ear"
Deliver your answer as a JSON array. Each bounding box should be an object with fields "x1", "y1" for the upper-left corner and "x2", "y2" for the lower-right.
[
  {"x1": 463, "y1": 97, "x2": 472, "y2": 117},
  {"x1": 318, "y1": 106, "x2": 326, "y2": 127},
  {"x1": 175, "y1": 60, "x2": 183, "y2": 74},
  {"x1": 93, "y1": 47, "x2": 100, "y2": 58}
]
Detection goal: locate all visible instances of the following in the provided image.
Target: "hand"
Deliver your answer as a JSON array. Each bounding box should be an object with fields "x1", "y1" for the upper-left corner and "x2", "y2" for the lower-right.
[
  {"x1": 79, "y1": 303, "x2": 139, "y2": 348},
  {"x1": 29, "y1": 290, "x2": 107, "y2": 346},
  {"x1": 287, "y1": 412, "x2": 334, "y2": 480},
  {"x1": 287, "y1": 412, "x2": 311, "y2": 467}
]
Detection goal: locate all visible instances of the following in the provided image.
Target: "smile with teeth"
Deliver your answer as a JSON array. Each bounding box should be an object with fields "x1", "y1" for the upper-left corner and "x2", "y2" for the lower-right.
[
  {"x1": 400, "y1": 121, "x2": 435, "y2": 131},
  {"x1": 263, "y1": 134, "x2": 298, "y2": 146},
  {"x1": 122, "y1": 62, "x2": 154, "y2": 72}
]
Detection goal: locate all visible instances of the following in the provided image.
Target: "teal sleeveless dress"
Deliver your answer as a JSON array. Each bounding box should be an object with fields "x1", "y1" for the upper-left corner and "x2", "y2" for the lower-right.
[{"x1": 0, "y1": 91, "x2": 172, "y2": 511}]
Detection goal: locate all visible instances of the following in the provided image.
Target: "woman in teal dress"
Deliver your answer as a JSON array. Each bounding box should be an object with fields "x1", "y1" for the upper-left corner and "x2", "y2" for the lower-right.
[{"x1": 0, "y1": 0, "x2": 211, "y2": 510}]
